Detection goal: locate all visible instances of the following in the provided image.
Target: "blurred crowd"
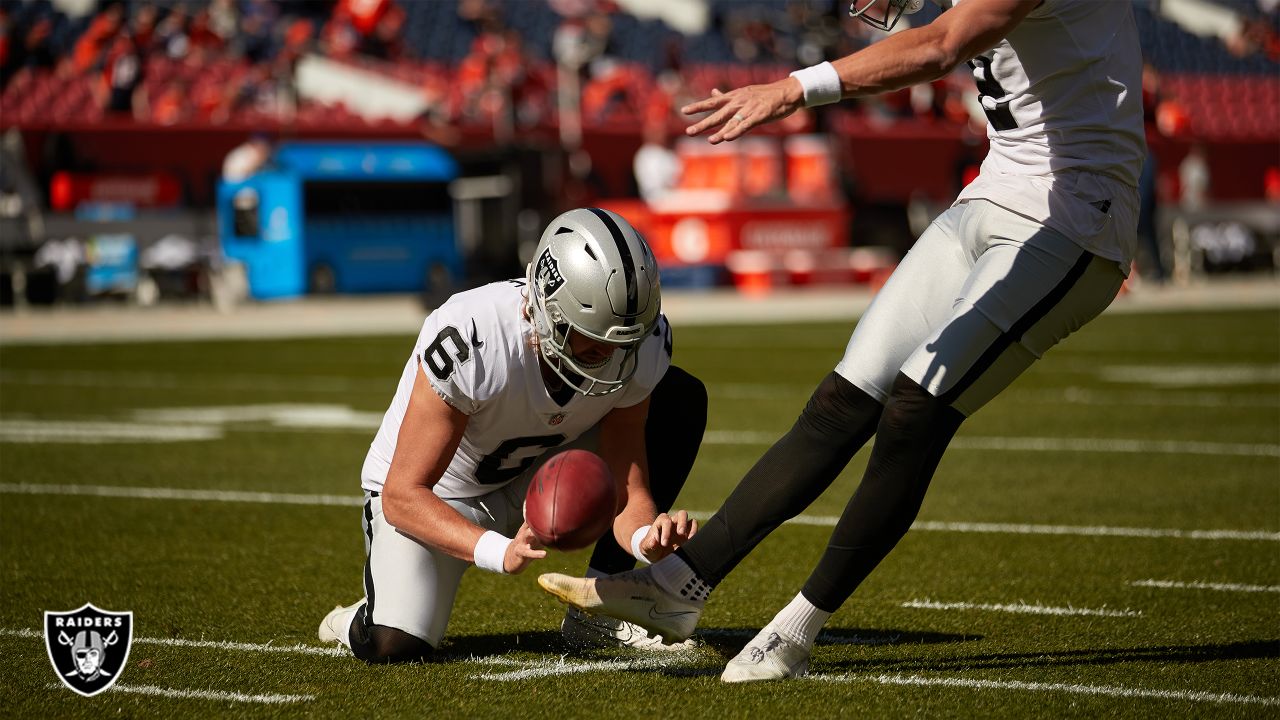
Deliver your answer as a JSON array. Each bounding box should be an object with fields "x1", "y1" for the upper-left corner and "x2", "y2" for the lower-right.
[
  {"x1": 0, "y1": 0, "x2": 1058, "y2": 133},
  {"x1": 0, "y1": 0, "x2": 1276, "y2": 135}
]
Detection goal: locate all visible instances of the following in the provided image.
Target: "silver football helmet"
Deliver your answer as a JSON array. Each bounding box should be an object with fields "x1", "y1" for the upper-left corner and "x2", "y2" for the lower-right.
[
  {"x1": 526, "y1": 207, "x2": 661, "y2": 396},
  {"x1": 849, "y1": 0, "x2": 926, "y2": 31}
]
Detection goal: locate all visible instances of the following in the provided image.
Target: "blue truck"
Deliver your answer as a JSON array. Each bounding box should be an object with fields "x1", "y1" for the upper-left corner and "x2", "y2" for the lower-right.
[{"x1": 217, "y1": 142, "x2": 461, "y2": 300}]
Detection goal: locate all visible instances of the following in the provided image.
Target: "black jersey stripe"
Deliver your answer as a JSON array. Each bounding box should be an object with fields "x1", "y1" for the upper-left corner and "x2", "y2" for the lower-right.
[
  {"x1": 939, "y1": 250, "x2": 1095, "y2": 406},
  {"x1": 587, "y1": 207, "x2": 638, "y2": 323}
]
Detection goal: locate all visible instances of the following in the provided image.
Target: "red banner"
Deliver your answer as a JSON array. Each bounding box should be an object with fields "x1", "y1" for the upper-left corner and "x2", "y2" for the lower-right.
[{"x1": 50, "y1": 172, "x2": 183, "y2": 211}]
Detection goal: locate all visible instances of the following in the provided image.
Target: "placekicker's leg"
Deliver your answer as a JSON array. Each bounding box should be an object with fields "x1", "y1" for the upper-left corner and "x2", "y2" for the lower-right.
[
  {"x1": 343, "y1": 493, "x2": 472, "y2": 663},
  {"x1": 676, "y1": 205, "x2": 973, "y2": 588},
  {"x1": 803, "y1": 204, "x2": 1126, "y2": 613}
]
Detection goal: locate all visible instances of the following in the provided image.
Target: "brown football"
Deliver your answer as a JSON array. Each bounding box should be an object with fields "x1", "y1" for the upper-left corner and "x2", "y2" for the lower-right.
[{"x1": 525, "y1": 449, "x2": 617, "y2": 551}]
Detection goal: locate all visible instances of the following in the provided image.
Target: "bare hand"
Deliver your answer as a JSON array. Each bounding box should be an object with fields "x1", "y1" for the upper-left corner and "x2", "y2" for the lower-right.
[
  {"x1": 682, "y1": 80, "x2": 805, "y2": 145},
  {"x1": 638, "y1": 510, "x2": 698, "y2": 562},
  {"x1": 504, "y1": 522, "x2": 547, "y2": 575}
]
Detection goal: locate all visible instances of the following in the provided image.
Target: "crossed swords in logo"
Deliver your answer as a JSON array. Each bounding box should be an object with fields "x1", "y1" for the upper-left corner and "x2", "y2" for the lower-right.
[{"x1": 56, "y1": 630, "x2": 119, "y2": 678}]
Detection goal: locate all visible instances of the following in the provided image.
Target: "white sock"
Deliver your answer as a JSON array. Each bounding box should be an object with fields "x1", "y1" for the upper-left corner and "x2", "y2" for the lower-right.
[
  {"x1": 771, "y1": 592, "x2": 831, "y2": 649},
  {"x1": 649, "y1": 554, "x2": 712, "y2": 603}
]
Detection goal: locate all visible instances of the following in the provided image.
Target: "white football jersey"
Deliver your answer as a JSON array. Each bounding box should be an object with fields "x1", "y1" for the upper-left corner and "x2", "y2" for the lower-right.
[
  {"x1": 953, "y1": 0, "x2": 1146, "y2": 269},
  {"x1": 361, "y1": 280, "x2": 672, "y2": 499}
]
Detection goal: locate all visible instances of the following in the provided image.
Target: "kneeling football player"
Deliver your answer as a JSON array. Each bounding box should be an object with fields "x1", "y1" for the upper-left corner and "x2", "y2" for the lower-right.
[{"x1": 318, "y1": 208, "x2": 705, "y2": 662}]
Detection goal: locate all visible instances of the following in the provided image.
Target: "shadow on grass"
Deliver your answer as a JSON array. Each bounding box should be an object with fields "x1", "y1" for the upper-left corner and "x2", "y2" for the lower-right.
[
  {"x1": 700, "y1": 627, "x2": 980, "y2": 656},
  {"x1": 433, "y1": 631, "x2": 1277, "y2": 683},
  {"x1": 433, "y1": 626, "x2": 981, "y2": 680},
  {"x1": 823, "y1": 639, "x2": 1280, "y2": 674}
]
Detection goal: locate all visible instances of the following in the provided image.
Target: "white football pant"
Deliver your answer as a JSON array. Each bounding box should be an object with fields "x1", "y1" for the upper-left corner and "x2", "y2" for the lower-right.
[{"x1": 836, "y1": 199, "x2": 1126, "y2": 416}]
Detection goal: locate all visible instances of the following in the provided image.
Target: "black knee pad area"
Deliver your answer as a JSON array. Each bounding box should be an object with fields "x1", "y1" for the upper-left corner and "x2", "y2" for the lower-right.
[
  {"x1": 880, "y1": 372, "x2": 964, "y2": 436},
  {"x1": 349, "y1": 609, "x2": 434, "y2": 664},
  {"x1": 798, "y1": 371, "x2": 884, "y2": 441}
]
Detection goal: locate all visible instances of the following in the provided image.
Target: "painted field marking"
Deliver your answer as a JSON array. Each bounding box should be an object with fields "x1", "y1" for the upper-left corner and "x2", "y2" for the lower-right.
[
  {"x1": 3, "y1": 483, "x2": 1277, "y2": 542},
  {"x1": 466, "y1": 655, "x2": 678, "y2": 681},
  {"x1": 700, "y1": 628, "x2": 904, "y2": 646},
  {"x1": 463, "y1": 656, "x2": 1280, "y2": 708},
  {"x1": 11, "y1": 627, "x2": 1276, "y2": 707},
  {"x1": 709, "y1": 385, "x2": 1280, "y2": 409},
  {"x1": 902, "y1": 600, "x2": 1141, "y2": 618},
  {"x1": 0, "y1": 483, "x2": 361, "y2": 507},
  {"x1": 1023, "y1": 387, "x2": 1280, "y2": 409},
  {"x1": 3, "y1": 400, "x2": 1277, "y2": 459},
  {"x1": 705, "y1": 431, "x2": 1280, "y2": 458},
  {"x1": 952, "y1": 436, "x2": 1280, "y2": 458},
  {"x1": 46, "y1": 682, "x2": 313, "y2": 705},
  {"x1": 808, "y1": 674, "x2": 1280, "y2": 708},
  {"x1": 7, "y1": 368, "x2": 1276, "y2": 408},
  {"x1": 0, "y1": 369, "x2": 385, "y2": 394},
  {"x1": 3, "y1": 627, "x2": 346, "y2": 656},
  {"x1": 1131, "y1": 579, "x2": 1280, "y2": 593},
  {"x1": 0, "y1": 420, "x2": 222, "y2": 444},
  {"x1": 132, "y1": 405, "x2": 385, "y2": 429},
  {"x1": 1099, "y1": 364, "x2": 1280, "y2": 388},
  {"x1": 904, "y1": 520, "x2": 1278, "y2": 542}
]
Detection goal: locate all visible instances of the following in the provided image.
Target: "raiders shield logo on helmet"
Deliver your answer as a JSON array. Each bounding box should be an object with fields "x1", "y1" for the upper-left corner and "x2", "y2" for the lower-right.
[{"x1": 45, "y1": 603, "x2": 133, "y2": 697}]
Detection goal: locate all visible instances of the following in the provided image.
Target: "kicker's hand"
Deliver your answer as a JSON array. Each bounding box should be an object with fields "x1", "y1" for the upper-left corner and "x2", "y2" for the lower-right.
[
  {"x1": 682, "y1": 80, "x2": 804, "y2": 145},
  {"x1": 504, "y1": 522, "x2": 548, "y2": 575},
  {"x1": 638, "y1": 510, "x2": 698, "y2": 562}
]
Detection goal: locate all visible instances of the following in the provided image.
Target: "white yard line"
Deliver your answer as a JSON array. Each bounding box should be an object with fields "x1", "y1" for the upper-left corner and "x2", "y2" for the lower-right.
[
  {"x1": 1099, "y1": 364, "x2": 1280, "y2": 388},
  {"x1": 466, "y1": 656, "x2": 1280, "y2": 708},
  {"x1": 4, "y1": 627, "x2": 346, "y2": 656},
  {"x1": 0, "y1": 369, "x2": 385, "y2": 394},
  {"x1": 46, "y1": 682, "x2": 313, "y2": 705},
  {"x1": 0, "y1": 420, "x2": 223, "y2": 443},
  {"x1": 0, "y1": 483, "x2": 361, "y2": 507},
  {"x1": 1130, "y1": 579, "x2": 1280, "y2": 593},
  {"x1": 466, "y1": 655, "x2": 675, "y2": 681},
  {"x1": 3, "y1": 483, "x2": 1277, "y2": 542},
  {"x1": 901, "y1": 600, "x2": 1141, "y2": 618},
  {"x1": 1022, "y1": 387, "x2": 1280, "y2": 409},
  {"x1": 11, "y1": 627, "x2": 1276, "y2": 707},
  {"x1": 7, "y1": 369, "x2": 1275, "y2": 408},
  {"x1": 905, "y1": 521, "x2": 1278, "y2": 542},
  {"x1": 700, "y1": 629, "x2": 904, "y2": 646},
  {"x1": 704, "y1": 431, "x2": 1280, "y2": 458},
  {"x1": 808, "y1": 674, "x2": 1280, "y2": 707}
]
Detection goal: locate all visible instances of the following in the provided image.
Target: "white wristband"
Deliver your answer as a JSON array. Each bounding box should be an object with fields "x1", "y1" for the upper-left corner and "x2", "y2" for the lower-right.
[
  {"x1": 630, "y1": 525, "x2": 652, "y2": 564},
  {"x1": 473, "y1": 530, "x2": 511, "y2": 574},
  {"x1": 789, "y1": 61, "x2": 842, "y2": 107}
]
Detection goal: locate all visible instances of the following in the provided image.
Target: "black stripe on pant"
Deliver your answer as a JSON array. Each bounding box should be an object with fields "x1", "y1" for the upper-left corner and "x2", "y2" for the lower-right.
[
  {"x1": 361, "y1": 493, "x2": 376, "y2": 625},
  {"x1": 940, "y1": 250, "x2": 1093, "y2": 406}
]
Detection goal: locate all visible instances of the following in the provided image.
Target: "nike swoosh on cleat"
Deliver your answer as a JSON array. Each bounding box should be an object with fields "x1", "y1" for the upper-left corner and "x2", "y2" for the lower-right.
[{"x1": 648, "y1": 607, "x2": 697, "y2": 620}]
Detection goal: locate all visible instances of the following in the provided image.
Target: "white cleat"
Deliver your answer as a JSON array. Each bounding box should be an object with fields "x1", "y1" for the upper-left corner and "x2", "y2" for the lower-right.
[
  {"x1": 721, "y1": 626, "x2": 811, "y2": 683},
  {"x1": 561, "y1": 607, "x2": 698, "y2": 651},
  {"x1": 317, "y1": 600, "x2": 363, "y2": 645},
  {"x1": 538, "y1": 568, "x2": 703, "y2": 643}
]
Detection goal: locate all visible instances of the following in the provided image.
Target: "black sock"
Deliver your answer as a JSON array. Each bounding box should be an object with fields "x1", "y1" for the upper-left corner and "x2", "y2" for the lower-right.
[
  {"x1": 679, "y1": 371, "x2": 883, "y2": 585},
  {"x1": 801, "y1": 372, "x2": 965, "y2": 612}
]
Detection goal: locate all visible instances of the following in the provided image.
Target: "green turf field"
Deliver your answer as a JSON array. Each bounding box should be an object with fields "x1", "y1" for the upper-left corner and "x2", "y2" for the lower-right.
[{"x1": 1, "y1": 308, "x2": 1277, "y2": 718}]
